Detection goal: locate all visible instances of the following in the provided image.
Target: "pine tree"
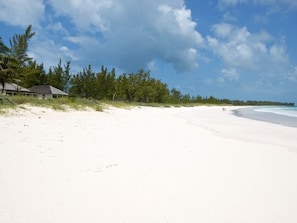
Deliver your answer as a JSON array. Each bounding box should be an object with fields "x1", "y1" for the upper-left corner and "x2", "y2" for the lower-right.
[
  {"x1": 21, "y1": 61, "x2": 47, "y2": 88},
  {"x1": 9, "y1": 25, "x2": 35, "y2": 82},
  {"x1": 47, "y1": 59, "x2": 71, "y2": 91}
]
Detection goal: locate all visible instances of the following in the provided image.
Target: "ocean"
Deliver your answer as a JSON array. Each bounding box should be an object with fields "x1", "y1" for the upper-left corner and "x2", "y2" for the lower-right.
[{"x1": 233, "y1": 106, "x2": 297, "y2": 128}]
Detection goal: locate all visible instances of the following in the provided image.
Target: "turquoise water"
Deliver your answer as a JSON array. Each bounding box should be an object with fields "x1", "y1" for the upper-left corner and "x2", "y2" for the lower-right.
[{"x1": 233, "y1": 106, "x2": 297, "y2": 128}]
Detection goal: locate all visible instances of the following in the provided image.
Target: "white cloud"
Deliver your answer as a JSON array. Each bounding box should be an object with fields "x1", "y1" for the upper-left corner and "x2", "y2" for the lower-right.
[
  {"x1": 269, "y1": 44, "x2": 288, "y2": 63},
  {"x1": 207, "y1": 23, "x2": 295, "y2": 91},
  {"x1": 43, "y1": 0, "x2": 203, "y2": 72},
  {"x1": 222, "y1": 11, "x2": 237, "y2": 22},
  {"x1": 147, "y1": 60, "x2": 156, "y2": 71},
  {"x1": 45, "y1": 22, "x2": 69, "y2": 36},
  {"x1": 47, "y1": 0, "x2": 113, "y2": 33},
  {"x1": 288, "y1": 66, "x2": 297, "y2": 82},
  {"x1": 0, "y1": 0, "x2": 203, "y2": 73},
  {"x1": 59, "y1": 46, "x2": 79, "y2": 61},
  {"x1": 0, "y1": 0, "x2": 45, "y2": 27},
  {"x1": 28, "y1": 37, "x2": 78, "y2": 71},
  {"x1": 211, "y1": 23, "x2": 234, "y2": 38},
  {"x1": 221, "y1": 68, "x2": 239, "y2": 81},
  {"x1": 207, "y1": 23, "x2": 289, "y2": 73}
]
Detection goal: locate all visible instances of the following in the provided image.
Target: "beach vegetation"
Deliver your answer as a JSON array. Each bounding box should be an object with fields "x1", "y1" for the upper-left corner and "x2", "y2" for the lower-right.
[{"x1": 0, "y1": 95, "x2": 106, "y2": 112}]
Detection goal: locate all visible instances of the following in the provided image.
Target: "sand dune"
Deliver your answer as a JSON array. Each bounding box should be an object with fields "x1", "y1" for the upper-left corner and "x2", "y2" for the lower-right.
[{"x1": 0, "y1": 106, "x2": 296, "y2": 223}]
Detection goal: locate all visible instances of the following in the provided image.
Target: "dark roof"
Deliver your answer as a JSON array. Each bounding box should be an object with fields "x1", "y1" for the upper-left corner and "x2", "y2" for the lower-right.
[
  {"x1": 0, "y1": 83, "x2": 31, "y2": 92},
  {"x1": 28, "y1": 85, "x2": 68, "y2": 96}
]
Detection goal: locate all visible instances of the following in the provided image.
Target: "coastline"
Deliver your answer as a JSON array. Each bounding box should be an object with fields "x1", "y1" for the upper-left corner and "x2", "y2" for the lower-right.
[
  {"x1": 233, "y1": 106, "x2": 297, "y2": 128},
  {"x1": 0, "y1": 105, "x2": 296, "y2": 223}
]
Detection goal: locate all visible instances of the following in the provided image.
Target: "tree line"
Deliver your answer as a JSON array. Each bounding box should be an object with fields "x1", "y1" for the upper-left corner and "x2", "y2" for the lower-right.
[{"x1": 0, "y1": 25, "x2": 294, "y2": 106}]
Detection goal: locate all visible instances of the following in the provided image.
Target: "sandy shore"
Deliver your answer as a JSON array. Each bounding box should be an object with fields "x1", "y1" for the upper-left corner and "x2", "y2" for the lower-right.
[{"x1": 0, "y1": 105, "x2": 296, "y2": 223}]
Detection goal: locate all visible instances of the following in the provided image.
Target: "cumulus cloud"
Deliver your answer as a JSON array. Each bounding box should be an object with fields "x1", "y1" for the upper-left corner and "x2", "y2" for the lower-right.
[
  {"x1": 207, "y1": 23, "x2": 290, "y2": 82},
  {"x1": 0, "y1": 0, "x2": 203, "y2": 73},
  {"x1": 47, "y1": 0, "x2": 113, "y2": 33},
  {"x1": 0, "y1": 0, "x2": 204, "y2": 72},
  {"x1": 0, "y1": 0, "x2": 45, "y2": 27},
  {"x1": 207, "y1": 23, "x2": 287, "y2": 69},
  {"x1": 44, "y1": 0, "x2": 203, "y2": 72}
]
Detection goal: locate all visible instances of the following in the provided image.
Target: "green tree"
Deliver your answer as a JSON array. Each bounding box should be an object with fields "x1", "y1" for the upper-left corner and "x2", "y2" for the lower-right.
[
  {"x1": 106, "y1": 68, "x2": 116, "y2": 100},
  {"x1": 47, "y1": 59, "x2": 63, "y2": 89},
  {"x1": 47, "y1": 59, "x2": 71, "y2": 92},
  {"x1": 0, "y1": 37, "x2": 9, "y2": 55},
  {"x1": 152, "y1": 79, "x2": 169, "y2": 103},
  {"x1": 70, "y1": 66, "x2": 170, "y2": 103},
  {"x1": 134, "y1": 69, "x2": 150, "y2": 102},
  {"x1": 21, "y1": 60, "x2": 47, "y2": 88},
  {"x1": 181, "y1": 93, "x2": 191, "y2": 103},
  {"x1": 0, "y1": 57, "x2": 15, "y2": 93},
  {"x1": 115, "y1": 69, "x2": 169, "y2": 103},
  {"x1": 62, "y1": 61, "x2": 71, "y2": 92},
  {"x1": 95, "y1": 65, "x2": 108, "y2": 99},
  {"x1": 69, "y1": 65, "x2": 97, "y2": 98},
  {"x1": 169, "y1": 88, "x2": 181, "y2": 103},
  {"x1": 115, "y1": 73, "x2": 129, "y2": 101},
  {"x1": 9, "y1": 25, "x2": 35, "y2": 81},
  {"x1": 69, "y1": 73, "x2": 82, "y2": 97},
  {"x1": 0, "y1": 37, "x2": 16, "y2": 92}
]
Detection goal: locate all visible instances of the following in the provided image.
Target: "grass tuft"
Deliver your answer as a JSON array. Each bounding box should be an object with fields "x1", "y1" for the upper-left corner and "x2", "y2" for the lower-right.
[
  {"x1": 0, "y1": 95, "x2": 212, "y2": 116},
  {"x1": 0, "y1": 95, "x2": 105, "y2": 113}
]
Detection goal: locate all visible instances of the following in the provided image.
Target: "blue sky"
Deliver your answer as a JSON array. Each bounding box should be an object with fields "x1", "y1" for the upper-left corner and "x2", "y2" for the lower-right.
[{"x1": 1, "y1": 0, "x2": 297, "y2": 103}]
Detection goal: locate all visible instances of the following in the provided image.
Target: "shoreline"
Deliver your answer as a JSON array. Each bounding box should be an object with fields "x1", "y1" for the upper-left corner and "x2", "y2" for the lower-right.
[
  {"x1": 0, "y1": 105, "x2": 296, "y2": 223},
  {"x1": 233, "y1": 106, "x2": 297, "y2": 128}
]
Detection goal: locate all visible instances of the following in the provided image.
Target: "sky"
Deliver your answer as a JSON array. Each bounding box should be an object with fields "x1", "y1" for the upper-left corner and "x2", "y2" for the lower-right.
[{"x1": 1, "y1": 0, "x2": 297, "y2": 103}]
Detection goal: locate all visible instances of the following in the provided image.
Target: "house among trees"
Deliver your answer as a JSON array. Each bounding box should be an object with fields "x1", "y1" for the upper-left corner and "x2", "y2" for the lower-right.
[
  {"x1": 0, "y1": 83, "x2": 32, "y2": 96},
  {"x1": 28, "y1": 85, "x2": 68, "y2": 99}
]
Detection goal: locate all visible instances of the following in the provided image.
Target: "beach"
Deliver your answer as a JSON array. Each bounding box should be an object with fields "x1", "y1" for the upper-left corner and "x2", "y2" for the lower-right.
[{"x1": 0, "y1": 105, "x2": 297, "y2": 223}]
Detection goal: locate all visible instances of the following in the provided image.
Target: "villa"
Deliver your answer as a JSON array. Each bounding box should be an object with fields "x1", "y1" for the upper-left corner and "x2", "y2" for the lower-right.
[
  {"x1": 28, "y1": 85, "x2": 68, "y2": 99},
  {"x1": 0, "y1": 83, "x2": 33, "y2": 96}
]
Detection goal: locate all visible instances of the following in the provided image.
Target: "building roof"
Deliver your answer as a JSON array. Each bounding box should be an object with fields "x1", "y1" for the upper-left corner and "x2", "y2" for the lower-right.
[
  {"x1": 28, "y1": 85, "x2": 68, "y2": 96},
  {"x1": 0, "y1": 83, "x2": 31, "y2": 92}
]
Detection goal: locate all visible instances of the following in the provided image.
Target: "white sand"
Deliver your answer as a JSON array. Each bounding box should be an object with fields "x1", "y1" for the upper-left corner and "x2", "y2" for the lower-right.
[{"x1": 0, "y1": 106, "x2": 297, "y2": 223}]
